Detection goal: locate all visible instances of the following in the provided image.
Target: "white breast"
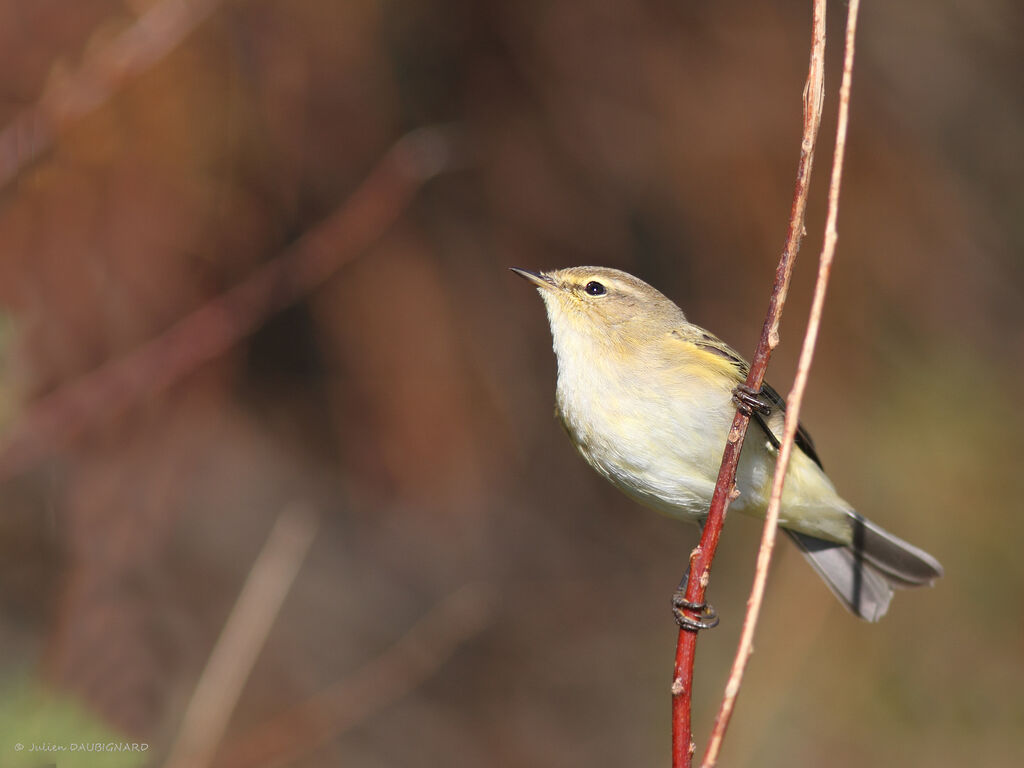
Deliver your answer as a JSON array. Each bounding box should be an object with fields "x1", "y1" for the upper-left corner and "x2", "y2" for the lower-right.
[{"x1": 553, "y1": 341, "x2": 730, "y2": 522}]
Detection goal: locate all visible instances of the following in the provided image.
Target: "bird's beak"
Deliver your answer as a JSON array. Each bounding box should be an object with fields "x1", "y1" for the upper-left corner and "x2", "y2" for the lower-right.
[{"x1": 510, "y1": 267, "x2": 556, "y2": 290}]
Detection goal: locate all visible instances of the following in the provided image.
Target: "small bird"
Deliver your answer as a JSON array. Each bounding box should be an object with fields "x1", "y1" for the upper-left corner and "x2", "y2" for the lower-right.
[{"x1": 513, "y1": 265, "x2": 943, "y2": 621}]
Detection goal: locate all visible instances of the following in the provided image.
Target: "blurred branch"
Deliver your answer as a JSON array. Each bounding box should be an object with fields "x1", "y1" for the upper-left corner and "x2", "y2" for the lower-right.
[
  {"x1": 213, "y1": 582, "x2": 497, "y2": 768},
  {"x1": 671, "y1": 3, "x2": 827, "y2": 767},
  {"x1": 701, "y1": 1, "x2": 861, "y2": 766},
  {"x1": 163, "y1": 504, "x2": 319, "y2": 768},
  {"x1": 0, "y1": 125, "x2": 458, "y2": 482},
  {"x1": 0, "y1": 0, "x2": 226, "y2": 191}
]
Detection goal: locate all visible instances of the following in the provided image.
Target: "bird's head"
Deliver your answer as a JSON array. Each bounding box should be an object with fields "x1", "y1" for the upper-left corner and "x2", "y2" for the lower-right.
[{"x1": 511, "y1": 266, "x2": 686, "y2": 356}]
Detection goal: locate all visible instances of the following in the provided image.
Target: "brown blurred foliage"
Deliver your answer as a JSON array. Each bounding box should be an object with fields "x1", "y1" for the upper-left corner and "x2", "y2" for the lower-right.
[{"x1": 0, "y1": 0, "x2": 1022, "y2": 766}]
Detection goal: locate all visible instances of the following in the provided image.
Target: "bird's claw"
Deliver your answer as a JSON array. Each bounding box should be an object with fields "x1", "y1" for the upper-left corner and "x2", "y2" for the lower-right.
[
  {"x1": 732, "y1": 383, "x2": 772, "y2": 417},
  {"x1": 672, "y1": 590, "x2": 720, "y2": 632}
]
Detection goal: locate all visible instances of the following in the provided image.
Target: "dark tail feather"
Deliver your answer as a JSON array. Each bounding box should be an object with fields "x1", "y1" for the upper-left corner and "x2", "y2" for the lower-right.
[
  {"x1": 850, "y1": 514, "x2": 944, "y2": 586},
  {"x1": 785, "y1": 517, "x2": 943, "y2": 622}
]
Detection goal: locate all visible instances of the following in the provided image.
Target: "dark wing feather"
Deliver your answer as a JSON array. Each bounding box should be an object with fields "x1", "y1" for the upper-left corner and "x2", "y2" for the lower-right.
[{"x1": 758, "y1": 382, "x2": 824, "y2": 469}]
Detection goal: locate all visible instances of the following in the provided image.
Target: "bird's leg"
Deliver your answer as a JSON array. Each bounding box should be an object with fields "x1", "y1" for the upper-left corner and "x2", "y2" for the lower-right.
[
  {"x1": 732, "y1": 383, "x2": 772, "y2": 417},
  {"x1": 672, "y1": 569, "x2": 720, "y2": 632}
]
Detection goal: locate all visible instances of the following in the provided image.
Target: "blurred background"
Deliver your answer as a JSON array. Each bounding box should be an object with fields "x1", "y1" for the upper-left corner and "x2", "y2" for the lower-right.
[{"x1": 0, "y1": 0, "x2": 1021, "y2": 766}]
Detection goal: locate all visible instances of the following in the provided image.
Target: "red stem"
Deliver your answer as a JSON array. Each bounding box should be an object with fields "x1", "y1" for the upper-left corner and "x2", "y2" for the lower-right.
[
  {"x1": 670, "y1": 4, "x2": 826, "y2": 766},
  {"x1": 700, "y1": 1, "x2": 860, "y2": 764}
]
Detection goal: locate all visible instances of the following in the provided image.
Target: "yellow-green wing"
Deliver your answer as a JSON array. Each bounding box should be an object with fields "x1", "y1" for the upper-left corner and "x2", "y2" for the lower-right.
[{"x1": 684, "y1": 327, "x2": 824, "y2": 470}]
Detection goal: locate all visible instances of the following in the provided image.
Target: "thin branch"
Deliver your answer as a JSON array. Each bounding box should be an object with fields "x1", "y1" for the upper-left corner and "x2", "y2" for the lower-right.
[
  {"x1": 163, "y1": 504, "x2": 319, "y2": 768},
  {"x1": 213, "y1": 583, "x2": 497, "y2": 768},
  {"x1": 0, "y1": 0, "x2": 227, "y2": 191},
  {"x1": 670, "y1": 3, "x2": 827, "y2": 767},
  {"x1": 700, "y1": 1, "x2": 861, "y2": 765},
  {"x1": 0, "y1": 126, "x2": 457, "y2": 482}
]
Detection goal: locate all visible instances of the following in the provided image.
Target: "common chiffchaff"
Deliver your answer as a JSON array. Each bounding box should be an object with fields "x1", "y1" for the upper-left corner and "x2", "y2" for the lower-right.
[{"x1": 514, "y1": 265, "x2": 942, "y2": 621}]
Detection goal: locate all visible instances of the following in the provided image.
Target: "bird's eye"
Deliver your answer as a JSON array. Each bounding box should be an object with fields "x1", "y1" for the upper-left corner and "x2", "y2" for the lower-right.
[{"x1": 585, "y1": 281, "x2": 606, "y2": 296}]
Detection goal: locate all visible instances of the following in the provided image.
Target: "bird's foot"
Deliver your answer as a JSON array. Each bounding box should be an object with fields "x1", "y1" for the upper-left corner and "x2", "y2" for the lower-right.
[
  {"x1": 672, "y1": 570, "x2": 720, "y2": 632},
  {"x1": 732, "y1": 383, "x2": 772, "y2": 417},
  {"x1": 672, "y1": 591, "x2": 720, "y2": 632}
]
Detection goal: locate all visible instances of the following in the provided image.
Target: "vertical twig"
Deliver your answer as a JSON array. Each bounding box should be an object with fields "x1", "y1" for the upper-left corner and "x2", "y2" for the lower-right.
[
  {"x1": 163, "y1": 505, "x2": 318, "y2": 768},
  {"x1": 700, "y1": 1, "x2": 861, "y2": 764},
  {"x1": 670, "y1": 3, "x2": 827, "y2": 767}
]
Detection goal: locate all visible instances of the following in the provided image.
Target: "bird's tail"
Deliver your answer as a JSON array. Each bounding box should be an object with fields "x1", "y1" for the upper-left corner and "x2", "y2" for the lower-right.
[{"x1": 785, "y1": 514, "x2": 943, "y2": 622}]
